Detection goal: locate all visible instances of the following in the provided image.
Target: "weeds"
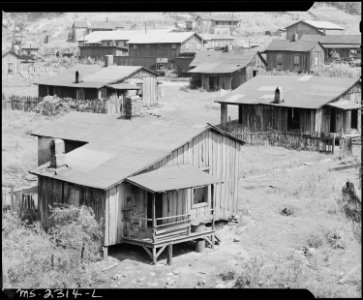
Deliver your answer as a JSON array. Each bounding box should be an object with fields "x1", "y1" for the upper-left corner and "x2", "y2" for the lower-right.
[{"x1": 2, "y1": 205, "x2": 108, "y2": 288}]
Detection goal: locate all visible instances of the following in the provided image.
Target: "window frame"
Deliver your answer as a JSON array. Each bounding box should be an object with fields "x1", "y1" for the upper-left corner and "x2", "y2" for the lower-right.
[
  {"x1": 293, "y1": 54, "x2": 300, "y2": 65},
  {"x1": 191, "y1": 185, "x2": 209, "y2": 209},
  {"x1": 7, "y1": 63, "x2": 14, "y2": 74},
  {"x1": 76, "y1": 88, "x2": 85, "y2": 101}
]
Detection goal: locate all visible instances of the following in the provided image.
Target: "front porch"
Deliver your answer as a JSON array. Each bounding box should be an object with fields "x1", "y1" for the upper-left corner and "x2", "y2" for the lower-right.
[{"x1": 114, "y1": 165, "x2": 222, "y2": 264}]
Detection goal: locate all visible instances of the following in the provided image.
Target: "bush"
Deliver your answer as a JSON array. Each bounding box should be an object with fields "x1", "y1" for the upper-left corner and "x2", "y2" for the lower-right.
[
  {"x1": 2, "y1": 205, "x2": 108, "y2": 288},
  {"x1": 35, "y1": 96, "x2": 70, "y2": 116}
]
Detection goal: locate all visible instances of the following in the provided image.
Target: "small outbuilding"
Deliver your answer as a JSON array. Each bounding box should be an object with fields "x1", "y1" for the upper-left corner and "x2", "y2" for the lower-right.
[
  {"x1": 188, "y1": 50, "x2": 267, "y2": 91},
  {"x1": 36, "y1": 62, "x2": 159, "y2": 108},
  {"x1": 29, "y1": 112, "x2": 244, "y2": 263}
]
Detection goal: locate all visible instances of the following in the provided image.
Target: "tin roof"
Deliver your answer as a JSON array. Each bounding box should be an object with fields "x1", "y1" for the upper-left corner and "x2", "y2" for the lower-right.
[
  {"x1": 36, "y1": 64, "x2": 156, "y2": 88},
  {"x1": 105, "y1": 83, "x2": 140, "y2": 90},
  {"x1": 300, "y1": 34, "x2": 361, "y2": 46},
  {"x1": 29, "y1": 112, "x2": 242, "y2": 190},
  {"x1": 215, "y1": 75, "x2": 360, "y2": 109},
  {"x1": 189, "y1": 50, "x2": 266, "y2": 74},
  {"x1": 284, "y1": 20, "x2": 344, "y2": 31},
  {"x1": 264, "y1": 40, "x2": 322, "y2": 52},
  {"x1": 127, "y1": 31, "x2": 201, "y2": 44},
  {"x1": 126, "y1": 165, "x2": 222, "y2": 193}
]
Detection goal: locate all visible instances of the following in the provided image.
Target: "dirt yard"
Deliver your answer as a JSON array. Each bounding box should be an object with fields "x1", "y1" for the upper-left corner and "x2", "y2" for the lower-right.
[{"x1": 1, "y1": 84, "x2": 361, "y2": 296}]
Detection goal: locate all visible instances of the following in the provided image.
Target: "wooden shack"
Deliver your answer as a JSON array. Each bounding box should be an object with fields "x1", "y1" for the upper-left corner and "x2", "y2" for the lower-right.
[
  {"x1": 200, "y1": 34, "x2": 234, "y2": 50},
  {"x1": 300, "y1": 34, "x2": 361, "y2": 63},
  {"x1": 36, "y1": 62, "x2": 159, "y2": 108},
  {"x1": 215, "y1": 75, "x2": 361, "y2": 136},
  {"x1": 283, "y1": 20, "x2": 344, "y2": 41},
  {"x1": 29, "y1": 112, "x2": 244, "y2": 263},
  {"x1": 188, "y1": 50, "x2": 267, "y2": 91},
  {"x1": 264, "y1": 40, "x2": 325, "y2": 73}
]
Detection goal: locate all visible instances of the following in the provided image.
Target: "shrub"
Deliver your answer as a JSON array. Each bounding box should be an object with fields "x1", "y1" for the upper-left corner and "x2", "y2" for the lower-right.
[
  {"x1": 35, "y1": 96, "x2": 70, "y2": 116},
  {"x1": 2, "y1": 205, "x2": 108, "y2": 288}
]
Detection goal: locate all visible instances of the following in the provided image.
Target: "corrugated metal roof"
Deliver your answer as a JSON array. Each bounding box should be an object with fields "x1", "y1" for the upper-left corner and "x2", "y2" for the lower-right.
[
  {"x1": 265, "y1": 39, "x2": 321, "y2": 52},
  {"x1": 284, "y1": 20, "x2": 344, "y2": 31},
  {"x1": 327, "y1": 100, "x2": 361, "y2": 110},
  {"x1": 35, "y1": 64, "x2": 154, "y2": 87},
  {"x1": 300, "y1": 34, "x2": 361, "y2": 45},
  {"x1": 189, "y1": 49, "x2": 264, "y2": 74},
  {"x1": 127, "y1": 31, "x2": 200, "y2": 44},
  {"x1": 215, "y1": 75, "x2": 360, "y2": 109},
  {"x1": 323, "y1": 44, "x2": 361, "y2": 49},
  {"x1": 126, "y1": 165, "x2": 222, "y2": 193}
]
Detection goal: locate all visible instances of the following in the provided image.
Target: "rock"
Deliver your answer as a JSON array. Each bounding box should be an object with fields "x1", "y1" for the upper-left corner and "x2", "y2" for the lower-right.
[{"x1": 233, "y1": 239, "x2": 240, "y2": 243}]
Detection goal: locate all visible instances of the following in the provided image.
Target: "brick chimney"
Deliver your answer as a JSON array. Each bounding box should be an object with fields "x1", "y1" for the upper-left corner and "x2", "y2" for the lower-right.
[
  {"x1": 274, "y1": 86, "x2": 284, "y2": 103},
  {"x1": 104, "y1": 55, "x2": 113, "y2": 67},
  {"x1": 49, "y1": 139, "x2": 66, "y2": 169}
]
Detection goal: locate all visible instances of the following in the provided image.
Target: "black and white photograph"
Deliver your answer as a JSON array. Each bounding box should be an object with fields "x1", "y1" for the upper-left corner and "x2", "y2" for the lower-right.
[{"x1": 1, "y1": 1, "x2": 361, "y2": 296}]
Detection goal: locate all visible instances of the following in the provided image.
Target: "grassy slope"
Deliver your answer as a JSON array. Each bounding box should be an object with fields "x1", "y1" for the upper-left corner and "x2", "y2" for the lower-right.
[{"x1": 2, "y1": 3, "x2": 360, "y2": 51}]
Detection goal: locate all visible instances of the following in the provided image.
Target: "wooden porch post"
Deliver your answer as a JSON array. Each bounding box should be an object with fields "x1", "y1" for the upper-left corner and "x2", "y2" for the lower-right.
[
  {"x1": 221, "y1": 103, "x2": 228, "y2": 124},
  {"x1": 167, "y1": 244, "x2": 173, "y2": 265}
]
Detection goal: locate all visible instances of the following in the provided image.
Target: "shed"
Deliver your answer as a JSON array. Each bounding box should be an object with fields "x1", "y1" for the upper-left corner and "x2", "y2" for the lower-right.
[
  {"x1": 188, "y1": 50, "x2": 267, "y2": 91},
  {"x1": 300, "y1": 34, "x2": 361, "y2": 62},
  {"x1": 200, "y1": 34, "x2": 234, "y2": 50},
  {"x1": 36, "y1": 63, "x2": 159, "y2": 108},
  {"x1": 215, "y1": 75, "x2": 361, "y2": 136},
  {"x1": 29, "y1": 112, "x2": 244, "y2": 263},
  {"x1": 264, "y1": 39, "x2": 325, "y2": 73},
  {"x1": 283, "y1": 20, "x2": 344, "y2": 41}
]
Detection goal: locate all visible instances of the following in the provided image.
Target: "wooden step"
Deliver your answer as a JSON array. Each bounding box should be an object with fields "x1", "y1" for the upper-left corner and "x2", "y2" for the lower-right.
[{"x1": 155, "y1": 223, "x2": 190, "y2": 235}]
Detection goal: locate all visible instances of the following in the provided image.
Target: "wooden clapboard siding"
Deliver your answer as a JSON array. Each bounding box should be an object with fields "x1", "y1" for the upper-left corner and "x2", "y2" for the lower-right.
[
  {"x1": 286, "y1": 22, "x2": 325, "y2": 41},
  {"x1": 38, "y1": 177, "x2": 106, "y2": 235}
]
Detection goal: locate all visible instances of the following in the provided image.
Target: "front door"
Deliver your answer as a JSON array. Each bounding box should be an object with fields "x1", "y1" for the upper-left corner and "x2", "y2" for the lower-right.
[{"x1": 146, "y1": 192, "x2": 162, "y2": 227}]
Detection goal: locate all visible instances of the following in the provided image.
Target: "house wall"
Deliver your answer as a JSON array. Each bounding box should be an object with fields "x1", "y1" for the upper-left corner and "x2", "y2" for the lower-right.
[
  {"x1": 180, "y1": 35, "x2": 203, "y2": 53},
  {"x1": 266, "y1": 50, "x2": 324, "y2": 73},
  {"x1": 114, "y1": 56, "x2": 157, "y2": 69},
  {"x1": 174, "y1": 56, "x2": 194, "y2": 76},
  {"x1": 237, "y1": 104, "x2": 317, "y2": 133},
  {"x1": 204, "y1": 39, "x2": 233, "y2": 50},
  {"x1": 286, "y1": 22, "x2": 325, "y2": 41},
  {"x1": 2, "y1": 53, "x2": 22, "y2": 78},
  {"x1": 80, "y1": 46, "x2": 127, "y2": 59},
  {"x1": 37, "y1": 176, "x2": 106, "y2": 233},
  {"x1": 38, "y1": 84, "x2": 99, "y2": 99},
  {"x1": 103, "y1": 128, "x2": 241, "y2": 246}
]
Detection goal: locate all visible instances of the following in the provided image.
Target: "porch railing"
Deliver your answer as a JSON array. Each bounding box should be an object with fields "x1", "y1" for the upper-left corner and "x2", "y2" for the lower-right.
[{"x1": 125, "y1": 208, "x2": 215, "y2": 242}]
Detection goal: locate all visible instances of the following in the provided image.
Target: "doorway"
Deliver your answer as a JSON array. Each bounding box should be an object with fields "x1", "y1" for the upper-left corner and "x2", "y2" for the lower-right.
[
  {"x1": 253, "y1": 70, "x2": 258, "y2": 77},
  {"x1": 147, "y1": 192, "x2": 163, "y2": 227},
  {"x1": 209, "y1": 76, "x2": 217, "y2": 91},
  {"x1": 330, "y1": 107, "x2": 336, "y2": 133},
  {"x1": 351, "y1": 109, "x2": 358, "y2": 130}
]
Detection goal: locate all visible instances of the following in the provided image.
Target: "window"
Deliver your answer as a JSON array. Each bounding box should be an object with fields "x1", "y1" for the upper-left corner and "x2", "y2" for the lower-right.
[
  {"x1": 314, "y1": 56, "x2": 318, "y2": 66},
  {"x1": 133, "y1": 44, "x2": 137, "y2": 49},
  {"x1": 22, "y1": 63, "x2": 28, "y2": 71},
  {"x1": 171, "y1": 44, "x2": 177, "y2": 49},
  {"x1": 145, "y1": 44, "x2": 151, "y2": 49},
  {"x1": 192, "y1": 186, "x2": 208, "y2": 208},
  {"x1": 293, "y1": 55, "x2": 300, "y2": 65},
  {"x1": 287, "y1": 108, "x2": 301, "y2": 130},
  {"x1": 76, "y1": 88, "x2": 85, "y2": 100},
  {"x1": 351, "y1": 109, "x2": 358, "y2": 129},
  {"x1": 7, "y1": 63, "x2": 14, "y2": 74}
]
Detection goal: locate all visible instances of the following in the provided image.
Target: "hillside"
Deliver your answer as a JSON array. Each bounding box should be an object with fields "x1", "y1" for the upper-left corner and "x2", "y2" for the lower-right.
[{"x1": 2, "y1": 3, "x2": 361, "y2": 52}]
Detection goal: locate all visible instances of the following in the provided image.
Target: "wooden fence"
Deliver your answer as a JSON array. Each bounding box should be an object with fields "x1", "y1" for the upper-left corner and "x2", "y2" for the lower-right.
[
  {"x1": 1, "y1": 94, "x2": 139, "y2": 116},
  {"x1": 218, "y1": 122, "x2": 336, "y2": 153},
  {"x1": 2, "y1": 185, "x2": 38, "y2": 210}
]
